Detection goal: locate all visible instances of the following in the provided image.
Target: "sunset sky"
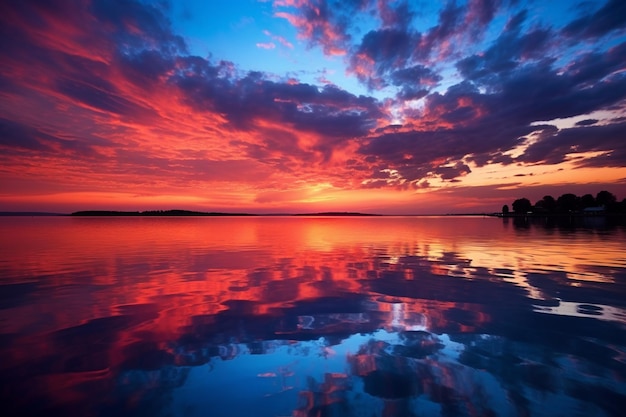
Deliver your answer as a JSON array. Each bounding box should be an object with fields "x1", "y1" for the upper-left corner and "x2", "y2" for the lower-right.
[{"x1": 1, "y1": 0, "x2": 625, "y2": 214}]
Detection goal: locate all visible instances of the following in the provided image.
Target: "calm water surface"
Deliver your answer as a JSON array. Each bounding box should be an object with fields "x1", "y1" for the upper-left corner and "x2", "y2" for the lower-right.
[{"x1": 1, "y1": 216, "x2": 625, "y2": 417}]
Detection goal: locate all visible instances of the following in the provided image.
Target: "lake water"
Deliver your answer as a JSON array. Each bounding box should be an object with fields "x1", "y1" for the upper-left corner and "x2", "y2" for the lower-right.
[{"x1": 1, "y1": 216, "x2": 625, "y2": 417}]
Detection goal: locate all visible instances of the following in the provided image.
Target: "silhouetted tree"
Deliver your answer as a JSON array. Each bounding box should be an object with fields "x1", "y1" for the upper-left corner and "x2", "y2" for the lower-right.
[
  {"x1": 503, "y1": 191, "x2": 624, "y2": 216},
  {"x1": 557, "y1": 193, "x2": 579, "y2": 213},
  {"x1": 512, "y1": 198, "x2": 532, "y2": 214},
  {"x1": 541, "y1": 195, "x2": 556, "y2": 212},
  {"x1": 580, "y1": 194, "x2": 596, "y2": 209},
  {"x1": 596, "y1": 190, "x2": 617, "y2": 211}
]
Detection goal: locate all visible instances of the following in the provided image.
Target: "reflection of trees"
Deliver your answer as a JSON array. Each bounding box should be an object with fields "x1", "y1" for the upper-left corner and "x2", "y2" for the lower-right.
[{"x1": 510, "y1": 213, "x2": 626, "y2": 230}]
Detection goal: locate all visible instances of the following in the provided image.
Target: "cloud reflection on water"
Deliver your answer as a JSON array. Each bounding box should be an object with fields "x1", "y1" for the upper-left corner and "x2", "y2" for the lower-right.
[{"x1": 0, "y1": 216, "x2": 625, "y2": 416}]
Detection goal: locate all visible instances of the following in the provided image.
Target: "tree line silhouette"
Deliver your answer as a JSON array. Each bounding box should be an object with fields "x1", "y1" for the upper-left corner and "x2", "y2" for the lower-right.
[{"x1": 502, "y1": 191, "x2": 626, "y2": 215}]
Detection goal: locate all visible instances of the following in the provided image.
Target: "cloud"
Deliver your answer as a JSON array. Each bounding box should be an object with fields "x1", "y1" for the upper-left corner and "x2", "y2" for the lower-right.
[
  {"x1": 57, "y1": 76, "x2": 158, "y2": 119},
  {"x1": 563, "y1": 0, "x2": 626, "y2": 40},
  {"x1": 90, "y1": 0, "x2": 186, "y2": 55},
  {"x1": 466, "y1": 0, "x2": 501, "y2": 28},
  {"x1": 419, "y1": 1, "x2": 466, "y2": 57},
  {"x1": 575, "y1": 119, "x2": 599, "y2": 127},
  {"x1": 355, "y1": 35, "x2": 626, "y2": 184},
  {"x1": 0, "y1": 0, "x2": 393, "y2": 200},
  {"x1": 518, "y1": 121, "x2": 626, "y2": 168},
  {"x1": 456, "y1": 11, "x2": 553, "y2": 84},
  {"x1": 263, "y1": 30, "x2": 294, "y2": 48},
  {"x1": 390, "y1": 65, "x2": 442, "y2": 100},
  {"x1": 174, "y1": 66, "x2": 382, "y2": 142},
  {"x1": 0, "y1": 118, "x2": 59, "y2": 152},
  {"x1": 274, "y1": 0, "x2": 353, "y2": 56},
  {"x1": 348, "y1": 28, "x2": 418, "y2": 88},
  {"x1": 376, "y1": 0, "x2": 415, "y2": 29},
  {"x1": 341, "y1": 0, "x2": 505, "y2": 91},
  {"x1": 256, "y1": 42, "x2": 276, "y2": 49},
  {"x1": 0, "y1": 110, "x2": 117, "y2": 154},
  {"x1": 1, "y1": 0, "x2": 626, "y2": 210}
]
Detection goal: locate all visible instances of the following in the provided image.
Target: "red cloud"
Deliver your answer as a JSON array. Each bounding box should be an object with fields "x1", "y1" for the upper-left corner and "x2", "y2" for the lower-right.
[{"x1": 274, "y1": 0, "x2": 350, "y2": 56}]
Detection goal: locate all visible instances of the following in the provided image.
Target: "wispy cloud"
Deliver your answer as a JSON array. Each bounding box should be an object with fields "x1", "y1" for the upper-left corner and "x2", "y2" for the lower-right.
[
  {"x1": 263, "y1": 29, "x2": 294, "y2": 48},
  {"x1": 256, "y1": 42, "x2": 276, "y2": 49}
]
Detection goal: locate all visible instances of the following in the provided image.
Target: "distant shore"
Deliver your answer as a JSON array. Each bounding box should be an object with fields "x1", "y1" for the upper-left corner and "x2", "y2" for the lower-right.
[
  {"x1": 69, "y1": 210, "x2": 256, "y2": 216},
  {"x1": 68, "y1": 210, "x2": 384, "y2": 217}
]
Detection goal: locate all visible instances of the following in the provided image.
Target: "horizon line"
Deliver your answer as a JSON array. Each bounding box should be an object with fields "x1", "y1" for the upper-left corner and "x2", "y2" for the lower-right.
[{"x1": 0, "y1": 210, "x2": 502, "y2": 217}]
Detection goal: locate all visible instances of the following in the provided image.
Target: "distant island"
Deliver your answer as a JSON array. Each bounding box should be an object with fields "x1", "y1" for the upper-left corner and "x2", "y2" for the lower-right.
[{"x1": 70, "y1": 210, "x2": 257, "y2": 216}]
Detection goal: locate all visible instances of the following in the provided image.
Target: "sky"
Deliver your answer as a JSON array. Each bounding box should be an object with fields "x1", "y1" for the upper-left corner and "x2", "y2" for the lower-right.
[{"x1": 1, "y1": 0, "x2": 625, "y2": 214}]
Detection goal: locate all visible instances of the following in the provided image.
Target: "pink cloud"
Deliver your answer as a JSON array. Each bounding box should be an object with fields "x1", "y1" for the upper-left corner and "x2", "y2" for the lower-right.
[
  {"x1": 274, "y1": 1, "x2": 349, "y2": 56},
  {"x1": 263, "y1": 29, "x2": 294, "y2": 49}
]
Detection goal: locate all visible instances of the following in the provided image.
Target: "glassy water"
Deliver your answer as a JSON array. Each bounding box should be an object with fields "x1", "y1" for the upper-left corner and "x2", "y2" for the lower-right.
[{"x1": 1, "y1": 216, "x2": 625, "y2": 417}]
